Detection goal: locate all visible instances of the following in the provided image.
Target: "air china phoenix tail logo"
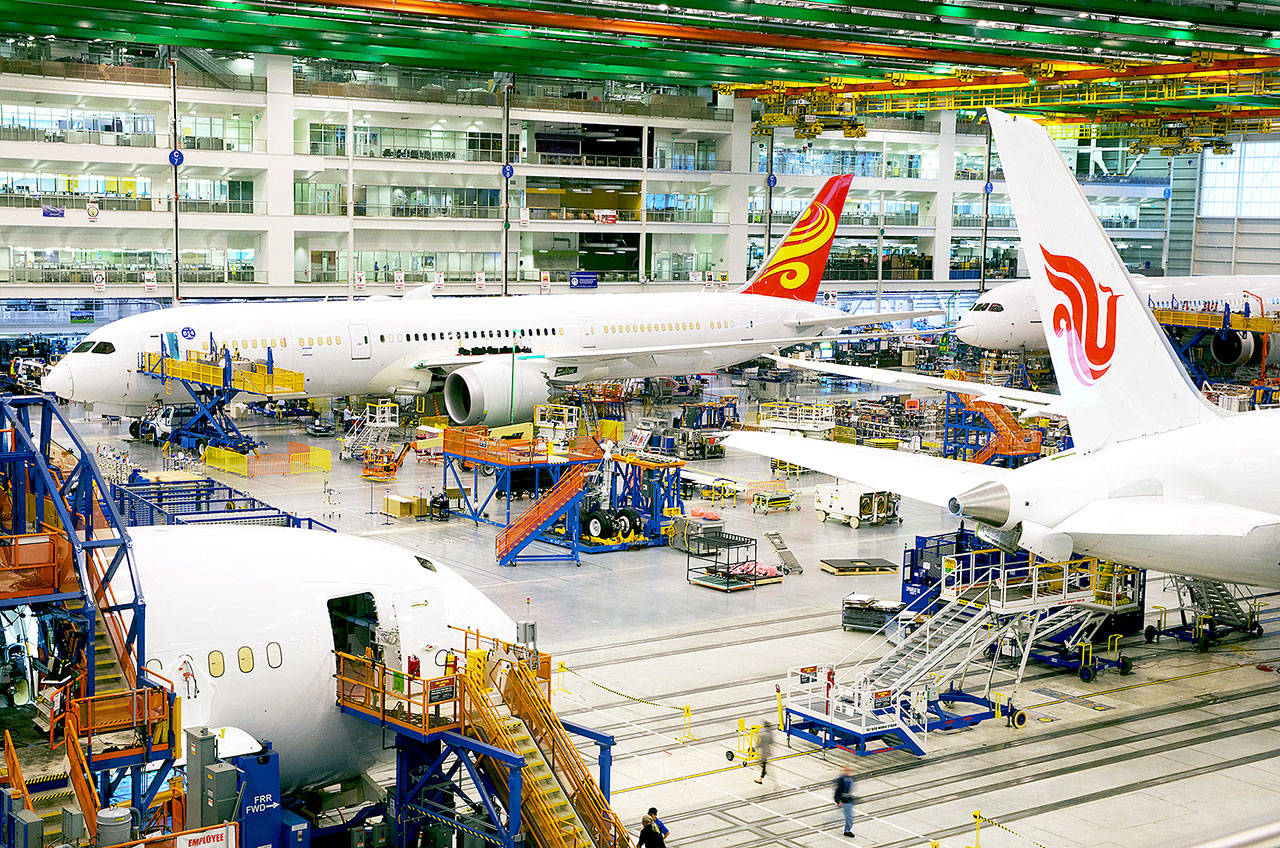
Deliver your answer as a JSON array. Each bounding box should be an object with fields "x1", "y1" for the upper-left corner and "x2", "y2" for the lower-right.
[{"x1": 1040, "y1": 245, "x2": 1121, "y2": 385}]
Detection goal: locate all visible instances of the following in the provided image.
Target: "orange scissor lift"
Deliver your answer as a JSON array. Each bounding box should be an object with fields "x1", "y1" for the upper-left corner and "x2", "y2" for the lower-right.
[{"x1": 0, "y1": 395, "x2": 181, "y2": 845}]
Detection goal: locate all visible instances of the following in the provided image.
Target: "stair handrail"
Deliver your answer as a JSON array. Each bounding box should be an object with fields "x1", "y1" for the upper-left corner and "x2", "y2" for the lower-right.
[
  {"x1": 496, "y1": 464, "x2": 586, "y2": 559},
  {"x1": 3, "y1": 729, "x2": 32, "y2": 812},
  {"x1": 63, "y1": 715, "x2": 99, "y2": 832},
  {"x1": 460, "y1": 675, "x2": 581, "y2": 848},
  {"x1": 502, "y1": 663, "x2": 631, "y2": 848}
]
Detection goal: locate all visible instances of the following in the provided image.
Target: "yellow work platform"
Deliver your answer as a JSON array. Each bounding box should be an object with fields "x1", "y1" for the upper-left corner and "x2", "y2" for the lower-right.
[
  {"x1": 1152, "y1": 308, "x2": 1280, "y2": 334},
  {"x1": 140, "y1": 352, "x2": 305, "y2": 395}
]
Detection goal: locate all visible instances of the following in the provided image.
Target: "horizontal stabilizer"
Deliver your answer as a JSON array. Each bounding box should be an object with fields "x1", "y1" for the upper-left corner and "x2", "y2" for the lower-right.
[
  {"x1": 725, "y1": 431, "x2": 1011, "y2": 508},
  {"x1": 783, "y1": 309, "x2": 943, "y2": 331}
]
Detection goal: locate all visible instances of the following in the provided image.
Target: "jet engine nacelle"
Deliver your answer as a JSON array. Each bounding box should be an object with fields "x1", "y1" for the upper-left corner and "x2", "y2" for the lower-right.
[
  {"x1": 1208, "y1": 330, "x2": 1256, "y2": 367},
  {"x1": 443, "y1": 361, "x2": 550, "y2": 426}
]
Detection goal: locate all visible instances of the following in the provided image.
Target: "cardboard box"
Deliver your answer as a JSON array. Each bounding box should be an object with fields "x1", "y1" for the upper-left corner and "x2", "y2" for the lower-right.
[{"x1": 383, "y1": 494, "x2": 414, "y2": 517}]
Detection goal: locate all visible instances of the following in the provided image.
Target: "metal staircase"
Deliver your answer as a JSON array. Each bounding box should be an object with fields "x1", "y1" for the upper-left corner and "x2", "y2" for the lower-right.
[
  {"x1": 1173, "y1": 577, "x2": 1253, "y2": 632},
  {"x1": 859, "y1": 597, "x2": 1003, "y2": 698},
  {"x1": 340, "y1": 401, "x2": 400, "y2": 460},
  {"x1": 495, "y1": 465, "x2": 588, "y2": 566}
]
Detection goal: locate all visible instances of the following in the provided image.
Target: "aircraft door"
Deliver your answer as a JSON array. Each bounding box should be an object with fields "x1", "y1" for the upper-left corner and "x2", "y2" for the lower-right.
[
  {"x1": 580, "y1": 319, "x2": 596, "y2": 349},
  {"x1": 348, "y1": 324, "x2": 371, "y2": 360},
  {"x1": 164, "y1": 332, "x2": 180, "y2": 359}
]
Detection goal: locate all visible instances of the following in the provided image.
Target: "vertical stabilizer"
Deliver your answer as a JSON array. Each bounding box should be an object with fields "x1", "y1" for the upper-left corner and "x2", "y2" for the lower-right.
[
  {"x1": 740, "y1": 174, "x2": 853, "y2": 302},
  {"x1": 987, "y1": 108, "x2": 1220, "y2": 452}
]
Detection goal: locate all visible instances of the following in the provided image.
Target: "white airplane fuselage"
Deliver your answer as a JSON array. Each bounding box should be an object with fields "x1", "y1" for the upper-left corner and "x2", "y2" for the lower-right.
[
  {"x1": 957, "y1": 275, "x2": 1280, "y2": 350},
  {"x1": 44, "y1": 293, "x2": 845, "y2": 418},
  {"x1": 972, "y1": 410, "x2": 1280, "y2": 586},
  {"x1": 127, "y1": 525, "x2": 513, "y2": 789}
]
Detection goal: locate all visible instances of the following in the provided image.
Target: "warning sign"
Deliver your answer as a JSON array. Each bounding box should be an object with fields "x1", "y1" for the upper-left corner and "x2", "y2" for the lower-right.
[
  {"x1": 427, "y1": 677, "x2": 457, "y2": 705},
  {"x1": 799, "y1": 665, "x2": 818, "y2": 684},
  {"x1": 873, "y1": 689, "x2": 891, "y2": 708}
]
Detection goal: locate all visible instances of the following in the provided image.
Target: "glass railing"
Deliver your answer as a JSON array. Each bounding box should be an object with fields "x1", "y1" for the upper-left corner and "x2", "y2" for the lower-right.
[
  {"x1": 644, "y1": 210, "x2": 728, "y2": 223},
  {"x1": 0, "y1": 194, "x2": 263, "y2": 213},
  {"x1": 356, "y1": 204, "x2": 501, "y2": 219},
  {"x1": 823, "y1": 267, "x2": 932, "y2": 281},
  {"x1": 295, "y1": 201, "x2": 346, "y2": 215},
  {"x1": 0, "y1": 127, "x2": 263, "y2": 151},
  {"x1": 0, "y1": 57, "x2": 265, "y2": 91},
  {"x1": 7, "y1": 267, "x2": 265, "y2": 284},
  {"x1": 531, "y1": 152, "x2": 643, "y2": 169},
  {"x1": 295, "y1": 140, "x2": 505, "y2": 162},
  {"x1": 748, "y1": 211, "x2": 907, "y2": 226},
  {"x1": 953, "y1": 215, "x2": 1016, "y2": 227},
  {"x1": 518, "y1": 270, "x2": 641, "y2": 283},
  {"x1": 882, "y1": 213, "x2": 921, "y2": 225},
  {"x1": 526, "y1": 207, "x2": 642, "y2": 221}
]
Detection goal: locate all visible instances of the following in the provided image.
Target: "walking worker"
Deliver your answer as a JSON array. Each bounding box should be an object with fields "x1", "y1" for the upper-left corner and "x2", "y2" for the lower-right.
[
  {"x1": 834, "y1": 766, "x2": 856, "y2": 837},
  {"x1": 638, "y1": 814, "x2": 667, "y2": 848},
  {"x1": 646, "y1": 808, "x2": 669, "y2": 840},
  {"x1": 754, "y1": 720, "x2": 774, "y2": 783}
]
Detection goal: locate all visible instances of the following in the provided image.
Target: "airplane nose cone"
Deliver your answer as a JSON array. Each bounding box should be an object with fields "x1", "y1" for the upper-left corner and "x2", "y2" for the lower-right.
[
  {"x1": 41, "y1": 365, "x2": 73, "y2": 399},
  {"x1": 953, "y1": 321, "x2": 977, "y2": 345}
]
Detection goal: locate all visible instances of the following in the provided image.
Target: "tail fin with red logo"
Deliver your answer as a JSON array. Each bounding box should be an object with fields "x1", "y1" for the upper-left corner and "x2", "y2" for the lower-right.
[
  {"x1": 740, "y1": 174, "x2": 852, "y2": 302},
  {"x1": 987, "y1": 108, "x2": 1219, "y2": 453}
]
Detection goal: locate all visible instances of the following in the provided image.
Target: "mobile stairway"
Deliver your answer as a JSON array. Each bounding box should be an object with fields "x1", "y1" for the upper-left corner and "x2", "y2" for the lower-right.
[
  {"x1": 340, "y1": 401, "x2": 401, "y2": 461},
  {"x1": 1146, "y1": 576, "x2": 1263, "y2": 649},
  {"x1": 0, "y1": 395, "x2": 179, "y2": 843},
  {"x1": 496, "y1": 465, "x2": 589, "y2": 567},
  {"x1": 942, "y1": 392, "x2": 1042, "y2": 467},
  {"x1": 784, "y1": 546, "x2": 1135, "y2": 756},
  {"x1": 334, "y1": 632, "x2": 627, "y2": 848},
  {"x1": 138, "y1": 341, "x2": 305, "y2": 454}
]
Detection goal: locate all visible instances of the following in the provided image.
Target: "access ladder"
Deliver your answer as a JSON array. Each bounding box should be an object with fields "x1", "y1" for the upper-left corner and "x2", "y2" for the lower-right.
[{"x1": 495, "y1": 465, "x2": 588, "y2": 566}]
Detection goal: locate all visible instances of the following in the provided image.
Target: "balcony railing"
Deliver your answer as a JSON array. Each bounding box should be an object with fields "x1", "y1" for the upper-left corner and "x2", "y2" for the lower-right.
[
  {"x1": 526, "y1": 207, "x2": 642, "y2": 221},
  {"x1": 953, "y1": 215, "x2": 1016, "y2": 227},
  {"x1": 0, "y1": 126, "x2": 263, "y2": 152},
  {"x1": 357, "y1": 204, "x2": 502, "y2": 219},
  {"x1": 7, "y1": 267, "x2": 264, "y2": 285},
  {"x1": 531, "y1": 152, "x2": 644, "y2": 169},
  {"x1": 0, "y1": 194, "x2": 263, "y2": 214},
  {"x1": 0, "y1": 57, "x2": 265, "y2": 91},
  {"x1": 644, "y1": 210, "x2": 727, "y2": 223}
]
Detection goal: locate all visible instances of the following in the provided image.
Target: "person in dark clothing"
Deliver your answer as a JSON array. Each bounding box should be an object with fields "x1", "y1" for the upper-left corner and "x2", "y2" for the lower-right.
[
  {"x1": 638, "y1": 814, "x2": 667, "y2": 847},
  {"x1": 834, "y1": 766, "x2": 856, "y2": 837},
  {"x1": 646, "y1": 808, "x2": 669, "y2": 839}
]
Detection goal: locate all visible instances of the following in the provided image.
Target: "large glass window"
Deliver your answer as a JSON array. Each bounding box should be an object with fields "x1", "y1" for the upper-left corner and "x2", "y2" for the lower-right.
[{"x1": 1195, "y1": 144, "x2": 1280, "y2": 217}]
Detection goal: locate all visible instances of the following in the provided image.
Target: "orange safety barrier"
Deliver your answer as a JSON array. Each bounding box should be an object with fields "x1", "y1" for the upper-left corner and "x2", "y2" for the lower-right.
[
  {"x1": 111, "y1": 821, "x2": 237, "y2": 848},
  {"x1": 496, "y1": 464, "x2": 587, "y2": 560},
  {"x1": 502, "y1": 662, "x2": 631, "y2": 848},
  {"x1": 2, "y1": 730, "x2": 32, "y2": 812},
  {"x1": 334, "y1": 652, "x2": 462, "y2": 736},
  {"x1": 71, "y1": 687, "x2": 169, "y2": 742},
  {"x1": 0, "y1": 530, "x2": 76, "y2": 600},
  {"x1": 445, "y1": 427, "x2": 602, "y2": 467},
  {"x1": 64, "y1": 715, "x2": 98, "y2": 833}
]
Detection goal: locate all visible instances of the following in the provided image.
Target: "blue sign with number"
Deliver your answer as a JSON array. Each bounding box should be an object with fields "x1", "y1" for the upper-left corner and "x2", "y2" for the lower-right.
[
  {"x1": 181, "y1": 326, "x2": 196, "y2": 340},
  {"x1": 1163, "y1": 187, "x2": 1172, "y2": 199},
  {"x1": 169, "y1": 149, "x2": 184, "y2": 167},
  {"x1": 983, "y1": 181, "x2": 994, "y2": 194},
  {"x1": 502, "y1": 163, "x2": 514, "y2": 179},
  {"x1": 568, "y1": 271, "x2": 598, "y2": 289},
  {"x1": 766, "y1": 173, "x2": 777, "y2": 188}
]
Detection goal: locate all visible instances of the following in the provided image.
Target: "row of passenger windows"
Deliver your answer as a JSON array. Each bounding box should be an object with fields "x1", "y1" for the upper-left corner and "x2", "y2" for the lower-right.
[
  {"x1": 380, "y1": 328, "x2": 564, "y2": 343},
  {"x1": 155, "y1": 643, "x2": 285, "y2": 677},
  {"x1": 199, "y1": 337, "x2": 342, "y2": 351},
  {"x1": 600, "y1": 320, "x2": 722, "y2": 334}
]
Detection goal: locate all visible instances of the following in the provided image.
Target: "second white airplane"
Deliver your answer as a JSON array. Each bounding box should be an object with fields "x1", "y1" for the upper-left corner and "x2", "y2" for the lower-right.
[
  {"x1": 730, "y1": 107, "x2": 1280, "y2": 589},
  {"x1": 42, "y1": 175, "x2": 932, "y2": 426}
]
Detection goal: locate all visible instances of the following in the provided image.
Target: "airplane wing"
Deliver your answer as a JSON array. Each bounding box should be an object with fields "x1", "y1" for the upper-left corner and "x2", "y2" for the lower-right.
[
  {"x1": 1056, "y1": 496, "x2": 1280, "y2": 539},
  {"x1": 539, "y1": 331, "x2": 918, "y2": 370},
  {"x1": 724, "y1": 430, "x2": 1011, "y2": 508},
  {"x1": 784, "y1": 309, "x2": 944, "y2": 332},
  {"x1": 766, "y1": 355, "x2": 1064, "y2": 414}
]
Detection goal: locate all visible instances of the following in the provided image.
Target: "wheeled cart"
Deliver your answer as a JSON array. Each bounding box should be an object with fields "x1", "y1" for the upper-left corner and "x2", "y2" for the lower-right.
[{"x1": 814, "y1": 484, "x2": 901, "y2": 527}]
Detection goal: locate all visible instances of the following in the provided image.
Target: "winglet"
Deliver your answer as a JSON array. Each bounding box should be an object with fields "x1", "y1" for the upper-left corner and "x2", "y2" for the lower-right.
[{"x1": 740, "y1": 174, "x2": 852, "y2": 303}]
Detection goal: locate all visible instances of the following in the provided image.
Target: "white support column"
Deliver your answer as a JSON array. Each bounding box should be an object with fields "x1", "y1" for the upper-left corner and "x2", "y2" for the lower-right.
[
  {"x1": 932, "y1": 111, "x2": 957, "y2": 285},
  {"x1": 258, "y1": 53, "x2": 296, "y2": 288},
  {"x1": 723, "y1": 98, "x2": 754, "y2": 283}
]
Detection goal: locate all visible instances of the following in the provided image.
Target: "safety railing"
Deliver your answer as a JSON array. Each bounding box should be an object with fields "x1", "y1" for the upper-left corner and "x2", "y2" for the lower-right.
[
  {"x1": 643, "y1": 210, "x2": 728, "y2": 223},
  {"x1": 335, "y1": 652, "x2": 461, "y2": 736},
  {"x1": 63, "y1": 716, "x2": 98, "y2": 832},
  {"x1": 70, "y1": 686, "x2": 171, "y2": 765},
  {"x1": 444, "y1": 428, "x2": 602, "y2": 467},
  {"x1": 138, "y1": 352, "x2": 304, "y2": 395},
  {"x1": 460, "y1": 670, "x2": 572, "y2": 848},
  {"x1": 502, "y1": 662, "x2": 630, "y2": 848},
  {"x1": 940, "y1": 548, "x2": 1097, "y2": 612},
  {"x1": 356, "y1": 204, "x2": 502, "y2": 219},
  {"x1": 496, "y1": 464, "x2": 587, "y2": 560},
  {"x1": 0, "y1": 57, "x2": 265, "y2": 90},
  {"x1": 204, "y1": 442, "x2": 331, "y2": 477},
  {"x1": 110, "y1": 822, "x2": 239, "y2": 848},
  {"x1": 0, "y1": 529, "x2": 76, "y2": 600},
  {"x1": 531, "y1": 152, "x2": 643, "y2": 169},
  {"x1": 1152, "y1": 308, "x2": 1280, "y2": 335},
  {"x1": 86, "y1": 546, "x2": 139, "y2": 692},
  {"x1": 2, "y1": 729, "x2": 32, "y2": 812},
  {"x1": 525, "y1": 207, "x2": 642, "y2": 222}
]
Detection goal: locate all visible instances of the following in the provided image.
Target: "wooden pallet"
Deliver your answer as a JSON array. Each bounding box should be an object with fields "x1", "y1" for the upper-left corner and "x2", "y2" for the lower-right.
[{"x1": 820, "y1": 557, "x2": 898, "y2": 576}]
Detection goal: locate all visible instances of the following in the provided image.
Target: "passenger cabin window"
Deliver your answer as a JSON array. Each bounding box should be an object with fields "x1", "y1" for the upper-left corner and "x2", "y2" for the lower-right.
[
  {"x1": 208, "y1": 650, "x2": 225, "y2": 678},
  {"x1": 238, "y1": 646, "x2": 254, "y2": 673},
  {"x1": 266, "y1": 641, "x2": 282, "y2": 668}
]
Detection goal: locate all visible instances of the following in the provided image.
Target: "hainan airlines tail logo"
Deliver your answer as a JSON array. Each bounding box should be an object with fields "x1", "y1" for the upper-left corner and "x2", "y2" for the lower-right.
[
  {"x1": 757, "y1": 201, "x2": 839, "y2": 291},
  {"x1": 1040, "y1": 246, "x2": 1121, "y2": 385}
]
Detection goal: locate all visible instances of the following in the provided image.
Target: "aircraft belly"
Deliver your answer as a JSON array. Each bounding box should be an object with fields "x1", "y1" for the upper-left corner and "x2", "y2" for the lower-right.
[{"x1": 1076, "y1": 530, "x2": 1280, "y2": 588}]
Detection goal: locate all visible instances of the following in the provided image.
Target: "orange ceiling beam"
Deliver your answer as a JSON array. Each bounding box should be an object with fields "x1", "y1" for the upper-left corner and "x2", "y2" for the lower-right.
[{"x1": 309, "y1": 0, "x2": 1037, "y2": 68}]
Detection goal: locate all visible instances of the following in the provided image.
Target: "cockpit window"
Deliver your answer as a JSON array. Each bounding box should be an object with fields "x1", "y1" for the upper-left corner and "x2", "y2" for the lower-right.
[
  {"x1": 72, "y1": 341, "x2": 94, "y2": 353},
  {"x1": 986, "y1": 303, "x2": 1004, "y2": 313},
  {"x1": 970, "y1": 303, "x2": 988, "y2": 312},
  {"x1": 415, "y1": 556, "x2": 437, "y2": 572},
  {"x1": 91, "y1": 342, "x2": 116, "y2": 354}
]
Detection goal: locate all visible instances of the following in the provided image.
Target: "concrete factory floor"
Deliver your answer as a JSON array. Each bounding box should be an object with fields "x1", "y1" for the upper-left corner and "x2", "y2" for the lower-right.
[{"x1": 65, "y1": 381, "x2": 1280, "y2": 848}]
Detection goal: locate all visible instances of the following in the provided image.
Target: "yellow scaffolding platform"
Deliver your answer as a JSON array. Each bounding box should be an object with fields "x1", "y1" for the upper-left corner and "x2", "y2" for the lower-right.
[{"x1": 140, "y1": 351, "x2": 305, "y2": 396}]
